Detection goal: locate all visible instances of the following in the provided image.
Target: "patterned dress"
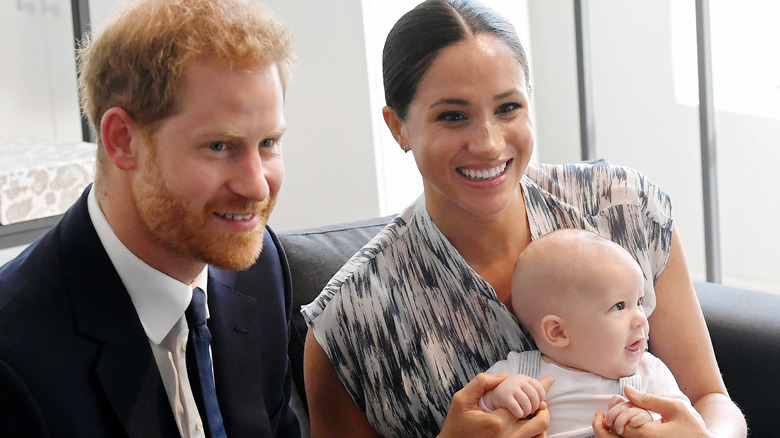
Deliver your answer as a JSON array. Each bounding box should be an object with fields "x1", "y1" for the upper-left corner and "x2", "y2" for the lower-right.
[{"x1": 302, "y1": 161, "x2": 673, "y2": 437}]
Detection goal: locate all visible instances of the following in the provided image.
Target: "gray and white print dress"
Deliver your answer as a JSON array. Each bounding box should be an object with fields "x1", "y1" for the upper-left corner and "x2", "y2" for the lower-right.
[{"x1": 302, "y1": 161, "x2": 673, "y2": 437}]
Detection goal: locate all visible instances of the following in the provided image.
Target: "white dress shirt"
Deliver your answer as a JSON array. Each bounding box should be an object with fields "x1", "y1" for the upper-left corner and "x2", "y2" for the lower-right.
[{"x1": 87, "y1": 188, "x2": 208, "y2": 438}]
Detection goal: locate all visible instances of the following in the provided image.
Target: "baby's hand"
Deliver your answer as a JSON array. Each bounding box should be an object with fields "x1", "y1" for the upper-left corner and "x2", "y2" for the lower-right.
[
  {"x1": 479, "y1": 374, "x2": 549, "y2": 419},
  {"x1": 604, "y1": 394, "x2": 655, "y2": 435}
]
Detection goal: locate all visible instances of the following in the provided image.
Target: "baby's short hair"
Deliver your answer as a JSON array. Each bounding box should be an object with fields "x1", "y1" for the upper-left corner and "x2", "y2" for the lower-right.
[{"x1": 510, "y1": 228, "x2": 638, "y2": 336}]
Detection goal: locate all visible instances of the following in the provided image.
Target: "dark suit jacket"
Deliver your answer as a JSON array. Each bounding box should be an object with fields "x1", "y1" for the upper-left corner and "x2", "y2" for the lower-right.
[{"x1": 0, "y1": 186, "x2": 301, "y2": 437}]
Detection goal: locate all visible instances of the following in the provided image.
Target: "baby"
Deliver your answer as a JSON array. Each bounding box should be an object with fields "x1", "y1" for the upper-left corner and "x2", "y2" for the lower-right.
[{"x1": 481, "y1": 228, "x2": 703, "y2": 436}]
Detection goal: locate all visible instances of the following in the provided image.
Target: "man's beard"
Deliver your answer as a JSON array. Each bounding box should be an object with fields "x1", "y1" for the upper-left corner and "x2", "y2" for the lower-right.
[{"x1": 132, "y1": 151, "x2": 274, "y2": 271}]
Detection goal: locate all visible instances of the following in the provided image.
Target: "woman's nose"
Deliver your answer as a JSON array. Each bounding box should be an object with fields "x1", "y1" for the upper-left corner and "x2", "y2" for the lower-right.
[{"x1": 468, "y1": 120, "x2": 504, "y2": 156}]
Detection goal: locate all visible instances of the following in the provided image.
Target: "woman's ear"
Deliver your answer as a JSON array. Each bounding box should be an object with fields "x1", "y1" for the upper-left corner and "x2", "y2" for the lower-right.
[
  {"x1": 382, "y1": 106, "x2": 409, "y2": 152},
  {"x1": 100, "y1": 107, "x2": 141, "y2": 171},
  {"x1": 540, "y1": 315, "x2": 569, "y2": 348}
]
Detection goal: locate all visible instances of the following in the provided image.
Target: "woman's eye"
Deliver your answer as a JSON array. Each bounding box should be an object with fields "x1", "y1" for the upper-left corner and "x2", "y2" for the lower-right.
[
  {"x1": 611, "y1": 302, "x2": 625, "y2": 311},
  {"x1": 209, "y1": 142, "x2": 228, "y2": 152},
  {"x1": 497, "y1": 102, "x2": 522, "y2": 114},
  {"x1": 437, "y1": 112, "x2": 466, "y2": 122}
]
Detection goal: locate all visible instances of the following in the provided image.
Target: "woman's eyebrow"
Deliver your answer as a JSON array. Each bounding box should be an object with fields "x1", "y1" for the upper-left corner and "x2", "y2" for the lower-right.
[
  {"x1": 494, "y1": 89, "x2": 521, "y2": 101},
  {"x1": 427, "y1": 89, "x2": 523, "y2": 109},
  {"x1": 428, "y1": 98, "x2": 469, "y2": 109}
]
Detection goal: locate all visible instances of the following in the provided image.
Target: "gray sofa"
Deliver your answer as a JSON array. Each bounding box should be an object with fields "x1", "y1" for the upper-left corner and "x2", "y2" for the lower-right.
[{"x1": 279, "y1": 216, "x2": 780, "y2": 437}]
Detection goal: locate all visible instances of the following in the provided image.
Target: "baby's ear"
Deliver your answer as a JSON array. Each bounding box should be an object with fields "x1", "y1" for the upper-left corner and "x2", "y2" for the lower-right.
[{"x1": 540, "y1": 315, "x2": 569, "y2": 348}]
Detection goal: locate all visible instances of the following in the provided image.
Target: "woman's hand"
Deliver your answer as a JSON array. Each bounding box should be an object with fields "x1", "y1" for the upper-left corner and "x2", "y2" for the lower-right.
[
  {"x1": 438, "y1": 373, "x2": 554, "y2": 438},
  {"x1": 592, "y1": 386, "x2": 711, "y2": 438},
  {"x1": 602, "y1": 394, "x2": 654, "y2": 435},
  {"x1": 480, "y1": 373, "x2": 550, "y2": 419}
]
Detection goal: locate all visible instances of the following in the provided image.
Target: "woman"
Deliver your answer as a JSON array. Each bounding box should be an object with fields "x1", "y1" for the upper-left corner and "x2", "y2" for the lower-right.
[{"x1": 302, "y1": 1, "x2": 746, "y2": 437}]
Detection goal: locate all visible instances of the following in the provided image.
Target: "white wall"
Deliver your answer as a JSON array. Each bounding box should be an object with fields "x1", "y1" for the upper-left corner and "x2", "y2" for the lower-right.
[{"x1": 261, "y1": 0, "x2": 382, "y2": 232}]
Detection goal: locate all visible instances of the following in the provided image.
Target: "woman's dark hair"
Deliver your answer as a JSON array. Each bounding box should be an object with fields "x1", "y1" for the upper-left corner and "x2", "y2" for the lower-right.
[{"x1": 382, "y1": 0, "x2": 530, "y2": 120}]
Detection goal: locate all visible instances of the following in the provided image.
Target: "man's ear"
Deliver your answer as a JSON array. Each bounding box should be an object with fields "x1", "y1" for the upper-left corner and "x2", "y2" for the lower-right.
[
  {"x1": 100, "y1": 107, "x2": 142, "y2": 171},
  {"x1": 382, "y1": 106, "x2": 409, "y2": 152},
  {"x1": 540, "y1": 315, "x2": 570, "y2": 348}
]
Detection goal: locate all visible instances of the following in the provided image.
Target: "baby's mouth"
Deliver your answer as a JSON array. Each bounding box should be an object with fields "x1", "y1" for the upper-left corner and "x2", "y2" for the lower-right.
[{"x1": 626, "y1": 339, "x2": 644, "y2": 353}]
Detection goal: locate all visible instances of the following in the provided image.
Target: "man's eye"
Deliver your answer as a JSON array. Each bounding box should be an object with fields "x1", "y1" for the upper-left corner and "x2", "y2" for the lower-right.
[
  {"x1": 261, "y1": 139, "x2": 276, "y2": 148},
  {"x1": 611, "y1": 302, "x2": 625, "y2": 311},
  {"x1": 437, "y1": 112, "x2": 466, "y2": 122},
  {"x1": 210, "y1": 142, "x2": 228, "y2": 152}
]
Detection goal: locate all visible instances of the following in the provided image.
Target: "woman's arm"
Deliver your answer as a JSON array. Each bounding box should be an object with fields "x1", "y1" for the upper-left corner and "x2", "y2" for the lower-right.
[
  {"x1": 641, "y1": 225, "x2": 746, "y2": 437},
  {"x1": 304, "y1": 329, "x2": 382, "y2": 438}
]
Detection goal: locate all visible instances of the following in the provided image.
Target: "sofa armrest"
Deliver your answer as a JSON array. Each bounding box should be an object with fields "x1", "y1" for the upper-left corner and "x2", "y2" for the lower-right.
[{"x1": 694, "y1": 281, "x2": 780, "y2": 436}]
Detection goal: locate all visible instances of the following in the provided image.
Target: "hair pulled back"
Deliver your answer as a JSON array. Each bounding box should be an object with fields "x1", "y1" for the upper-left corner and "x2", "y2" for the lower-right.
[{"x1": 382, "y1": 0, "x2": 529, "y2": 120}]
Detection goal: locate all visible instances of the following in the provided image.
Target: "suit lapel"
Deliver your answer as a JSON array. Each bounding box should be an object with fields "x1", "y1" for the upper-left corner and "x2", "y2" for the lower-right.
[
  {"x1": 208, "y1": 269, "x2": 259, "y2": 336},
  {"x1": 62, "y1": 187, "x2": 178, "y2": 437},
  {"x1": 207, "y1": 268, "x2": 272, "y2": 432},
  {"x1": 205, "y1": 229, "x2": 293, "y2": 435}
]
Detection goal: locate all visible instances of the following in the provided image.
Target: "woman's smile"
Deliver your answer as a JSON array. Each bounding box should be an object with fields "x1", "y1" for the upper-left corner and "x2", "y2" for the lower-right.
[{"x1": 456, "y1": 160, "x2": 510, "y2": 181}]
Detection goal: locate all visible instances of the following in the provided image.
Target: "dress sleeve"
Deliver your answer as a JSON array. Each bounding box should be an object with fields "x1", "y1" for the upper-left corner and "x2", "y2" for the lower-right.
[
  {"x1": 524, "y1": 162, "x2": 674, "y2": 313},
  {"x1": 590, "y1": 164, "x2": 674, "y2": 313}
]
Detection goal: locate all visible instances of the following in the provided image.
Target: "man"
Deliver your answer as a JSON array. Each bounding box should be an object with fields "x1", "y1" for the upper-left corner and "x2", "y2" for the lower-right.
[{"x1": 0, "y1": 0, "x2": 300, "y2": 436}]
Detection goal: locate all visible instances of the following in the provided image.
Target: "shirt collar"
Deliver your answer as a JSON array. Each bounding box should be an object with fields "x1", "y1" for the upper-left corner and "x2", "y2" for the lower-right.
[{"x1": 87, "y1": 187, "x2": 208, "y2": 344}]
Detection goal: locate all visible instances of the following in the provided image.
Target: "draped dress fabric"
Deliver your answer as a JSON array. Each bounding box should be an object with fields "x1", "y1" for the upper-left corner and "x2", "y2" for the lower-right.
[{"x1": 302, "y1": 162, "x2": 673, "y2": 437}]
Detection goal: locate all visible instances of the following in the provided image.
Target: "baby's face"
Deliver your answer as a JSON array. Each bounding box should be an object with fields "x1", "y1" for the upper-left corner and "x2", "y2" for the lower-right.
[{"x1": 561, "y1": 261, "x2": 649, "y2": 380}]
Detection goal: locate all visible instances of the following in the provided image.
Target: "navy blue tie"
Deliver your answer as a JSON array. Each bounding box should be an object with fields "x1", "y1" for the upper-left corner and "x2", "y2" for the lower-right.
[{"x1": 185, "y1": 287, "x2": 227, "y2": 438}]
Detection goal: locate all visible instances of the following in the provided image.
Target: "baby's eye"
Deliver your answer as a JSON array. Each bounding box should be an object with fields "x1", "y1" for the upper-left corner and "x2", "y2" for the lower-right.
[
  {"x1": 637, "y1": 296, "x2": 645, "y2": 307},
  {"x1": 437, "y1": 111, "x2": 467, "y2": 122},
  {"x1": 209, "y1": 142, "x2": 228, "y2": 152},
  {"x1": 611, "y1": 301, "x2": 625, "y2": 311}
]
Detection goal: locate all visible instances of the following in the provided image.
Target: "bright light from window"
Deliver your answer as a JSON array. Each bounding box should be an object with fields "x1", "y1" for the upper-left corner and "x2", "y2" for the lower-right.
[{"x1": 670, "y1": 0, "x2": 780, "y2": 119}]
